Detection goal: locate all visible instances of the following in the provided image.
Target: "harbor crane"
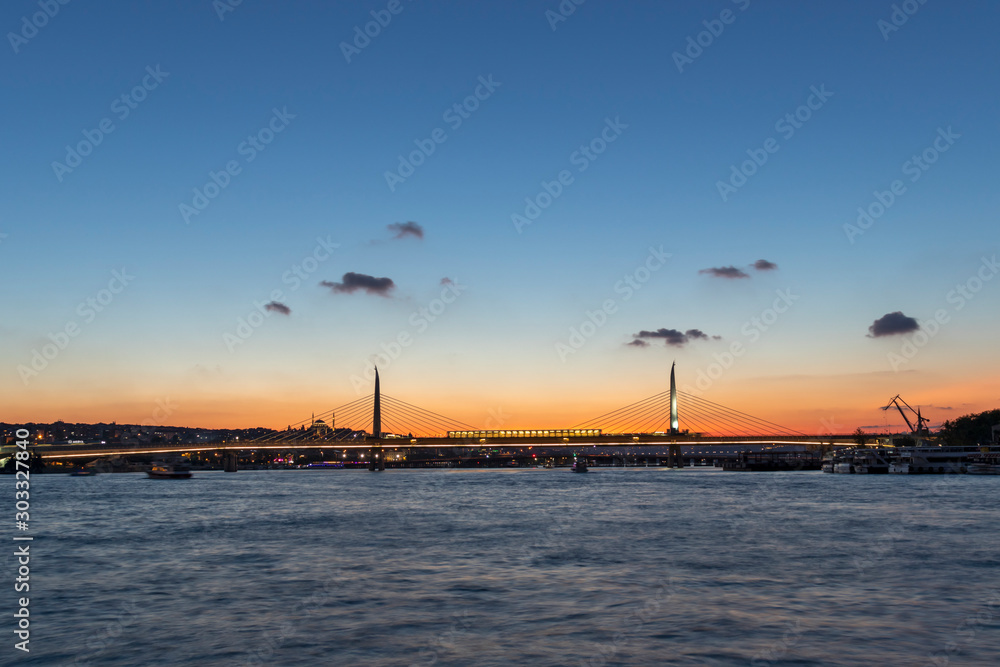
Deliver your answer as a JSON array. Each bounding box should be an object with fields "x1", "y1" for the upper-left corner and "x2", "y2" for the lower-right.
[{"x1": 881, "y1": 395, "x2": 930, "y2": 436}]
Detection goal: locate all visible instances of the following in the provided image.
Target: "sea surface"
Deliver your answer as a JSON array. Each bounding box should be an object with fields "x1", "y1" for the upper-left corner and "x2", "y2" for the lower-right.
[{"x1": 7, "y1": 468, "x2": 1000, "y2": 666}]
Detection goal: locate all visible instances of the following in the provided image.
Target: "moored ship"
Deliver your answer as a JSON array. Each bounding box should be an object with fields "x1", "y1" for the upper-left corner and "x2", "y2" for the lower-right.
[{"x1": 147, "y1": 460, "x2": 192, "y2": 479}]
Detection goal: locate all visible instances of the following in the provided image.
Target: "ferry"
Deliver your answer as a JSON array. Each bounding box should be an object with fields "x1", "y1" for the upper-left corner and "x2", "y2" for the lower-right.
[
  {"x1": 853, "y1": 449, "x2": 892, "y2": 474},
  {"x1": 571, "y1": 456, "x2": 588, "y2": 473},
  {"x1": 964, "y1": 452, "x2": 1000, "y2": 475},
  {"x1": 147, "y1": 460, "x2": 192, "y2": 479},
  {"x1": 888, "y1": 447, "x2": 978, "y2": 475},
  {"x1": 833, "y1": 460, "x2": 854, "y2": 474}
]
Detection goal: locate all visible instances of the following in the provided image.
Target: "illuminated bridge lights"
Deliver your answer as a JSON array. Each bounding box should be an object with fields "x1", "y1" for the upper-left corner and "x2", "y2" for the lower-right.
[{"x1": 447, "y1": 429, "x2": 601, "y2": 439}]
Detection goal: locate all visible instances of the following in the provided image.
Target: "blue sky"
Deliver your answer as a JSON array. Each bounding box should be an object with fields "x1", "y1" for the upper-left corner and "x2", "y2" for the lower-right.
[{"x1": 2, "y1": 0, "x2": 998, "y2": 431}]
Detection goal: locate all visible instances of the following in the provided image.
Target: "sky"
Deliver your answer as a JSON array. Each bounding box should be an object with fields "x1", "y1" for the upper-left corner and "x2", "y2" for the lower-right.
[{"x1": 2, "y1": 0, "x2": 998, "y2": 434}]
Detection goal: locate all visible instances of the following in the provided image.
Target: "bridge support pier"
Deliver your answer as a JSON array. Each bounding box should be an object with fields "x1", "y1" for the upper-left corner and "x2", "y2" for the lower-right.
[
  {"x1": 368, "y1": 444, "x2": 385, "y2": 471},
  {"x1": 223, "y1": 451, "x2": 238, "y2": 472},
  {"x1": 668, "y1": 444, "x2": 682, "y2": 468}
]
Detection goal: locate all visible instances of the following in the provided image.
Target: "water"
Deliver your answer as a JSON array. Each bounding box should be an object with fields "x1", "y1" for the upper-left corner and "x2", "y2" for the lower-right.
[{"x1": 9, "y1": 468, "x2": 1000, "y2": 666}]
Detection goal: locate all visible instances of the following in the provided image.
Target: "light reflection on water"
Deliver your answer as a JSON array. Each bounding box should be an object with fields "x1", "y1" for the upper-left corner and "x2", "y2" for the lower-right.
[{"x1": 13, "y1": 468, "x2": 1000, "y2": 665}]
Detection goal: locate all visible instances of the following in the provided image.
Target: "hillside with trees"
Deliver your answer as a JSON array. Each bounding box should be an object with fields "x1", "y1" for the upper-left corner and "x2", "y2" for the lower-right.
[{"x1": 937, "y1": 409, "x2": 1000, "y2": 446}]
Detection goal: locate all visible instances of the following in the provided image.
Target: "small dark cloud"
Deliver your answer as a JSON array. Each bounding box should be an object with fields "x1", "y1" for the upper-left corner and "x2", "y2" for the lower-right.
[
  {"x1": 685, "y1": 329, "x2": 711, "y2": 340},
  {"x1": 387, "y1": 221, "x2": 424, "y2": 240},
  {"x1": 699, "y1": 266, "x2": 750, "y2": 279},
  {"x1": 868, "y1": 311, "x2": 919, "y2": 338},
  {"x1": 753, "y1": 259, "x2": 778, "y2": 271},
  {"x1": 264, "y1": 301, "x2": 291, "y2": 315},
  {"x1": 321, "y1": 272, "x2": 396, "y2": 297},
  {"x1": 440, "y1": 277, "x2": 453, "y2": 285},
  {"x1": 630, "y1": 328, "x2": 720, "y2": 348},
  {"x1": 637, "y1": 328, "x2": 688, "y2": 346}
]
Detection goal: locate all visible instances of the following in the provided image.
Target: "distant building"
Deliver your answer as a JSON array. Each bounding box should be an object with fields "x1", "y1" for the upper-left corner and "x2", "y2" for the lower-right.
[{"x1": 310, "y1": 418, "x2": 331, "y2": 435}]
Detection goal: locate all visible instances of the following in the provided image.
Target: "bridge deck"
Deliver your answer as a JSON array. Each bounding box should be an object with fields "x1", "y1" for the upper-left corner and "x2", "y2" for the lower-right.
[{"x1": 12, "y1": 434, "x2": 859, "y2": 458}]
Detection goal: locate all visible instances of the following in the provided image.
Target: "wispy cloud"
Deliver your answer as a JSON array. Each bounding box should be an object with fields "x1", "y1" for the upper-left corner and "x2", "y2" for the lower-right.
[
  {"x1": 320, "y1": 272, "x2": 396, "y2": 297},
  {"x1": 387, "y1": 221, "x2": 424, "y2": 240},
  {"x1": 264, "y1": 301, "x2": 291, "y2": 315},
  {"x1": 699, "y1": 266, "x2": 750, "y2": 279},
  {"x1": 629, "y1": 328, "x2": 720, "y2": 348}
]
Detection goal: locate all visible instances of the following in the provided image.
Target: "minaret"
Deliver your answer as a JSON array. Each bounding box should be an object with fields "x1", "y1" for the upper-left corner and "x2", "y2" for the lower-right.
[{"x1": 669, "y1": 362, "x2": 679, "y2": 434}]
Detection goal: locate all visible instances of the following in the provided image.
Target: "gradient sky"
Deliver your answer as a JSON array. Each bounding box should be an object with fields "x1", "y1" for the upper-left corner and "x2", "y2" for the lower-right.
[{"x1": 2, "y1": 0, "x2": 998, "y2": 434}]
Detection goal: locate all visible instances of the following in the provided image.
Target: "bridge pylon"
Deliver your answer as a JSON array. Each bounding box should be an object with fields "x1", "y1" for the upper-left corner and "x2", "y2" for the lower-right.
[
  {"x1": 669, "y1": 362, "x2": 679, "y2": 434},
  {"x1": 368, "y1": 366, "x2": 385, "y2": 471}
]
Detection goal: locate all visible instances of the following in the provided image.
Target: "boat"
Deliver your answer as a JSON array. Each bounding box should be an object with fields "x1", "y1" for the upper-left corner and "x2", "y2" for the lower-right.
[
  {"x1": 147, "y1": 460, "x2": 192, "y2": 479},
  {"x1": 833, "y1": 460, "x2": 854, "y2": 474},
  {"x1": 69, "y1": 468, "x2": 97, "y2": 476},
  {"x1": 965, "y1": 452, "x2": 1000, "y2": 475},
  {"x1": 888, "y1": 447, "x2": 974, "y2": 474},
  {"x1": 853, "y1": 449, "x2": 892, "y2": 474},
  {"x1": 571, "y1": 456, "x2": 588, "y2": 473}
]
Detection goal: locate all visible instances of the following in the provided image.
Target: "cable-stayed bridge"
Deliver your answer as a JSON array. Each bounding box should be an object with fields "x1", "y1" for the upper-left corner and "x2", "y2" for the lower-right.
[{"x1": 34, "y1": 365, "x2": 857, "y2": 467}]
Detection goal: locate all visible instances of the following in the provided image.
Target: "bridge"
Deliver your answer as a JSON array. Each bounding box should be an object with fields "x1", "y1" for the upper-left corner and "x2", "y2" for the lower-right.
[{"x1": 22, "y1": 364, "x2": 859, "y2": 470}]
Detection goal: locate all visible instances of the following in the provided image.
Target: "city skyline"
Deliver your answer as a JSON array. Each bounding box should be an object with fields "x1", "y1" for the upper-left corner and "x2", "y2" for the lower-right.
[{"x1": 3, "y1": 1, "x2": 998, "y2": 433}]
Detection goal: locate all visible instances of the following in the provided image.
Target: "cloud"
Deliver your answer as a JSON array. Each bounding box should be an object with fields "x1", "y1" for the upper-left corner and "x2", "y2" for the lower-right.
[
  {"x1": 387, "y1": 221, "x2": 424, "y2": 240},
  {"x1": 868, "y1": 311, "x2": 919, "y2": 338},
  {"x1": 321, "y1": 272, "x2": 396, "y2": 297},
  {"x1": 699, "y1": 266, "x2": 750, "y2": 279},
  {"x1": 753, "y1": 259, "x2": 778, "y2": 271},
  {"x1": 440, "y1": 277, "x2": 453, "y2": 285},
  {"x1": 264, "y1": 301, "x2": 291, "y2": 315},
  {"x1": 684, "y1": 329, "x2": 722, "y2": 341},
  {"x1": 630, "y1": 328, "x2": 720, "y2": 348}
]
